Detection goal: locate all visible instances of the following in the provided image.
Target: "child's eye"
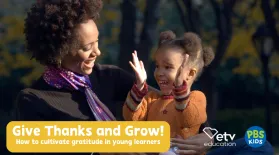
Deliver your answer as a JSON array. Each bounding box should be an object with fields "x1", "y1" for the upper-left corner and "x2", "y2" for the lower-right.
[
  {"x1": 165, "y1": 66, "x2": 171, "y2": 69},
  {"x1": 155, "y1": 65, "x2": 159, "y2": 68}
]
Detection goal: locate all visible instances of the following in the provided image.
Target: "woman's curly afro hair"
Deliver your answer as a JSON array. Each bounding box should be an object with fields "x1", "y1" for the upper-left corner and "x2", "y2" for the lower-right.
[{"x1": 24, "y1": 0, "x2": 103, "y2": 66}]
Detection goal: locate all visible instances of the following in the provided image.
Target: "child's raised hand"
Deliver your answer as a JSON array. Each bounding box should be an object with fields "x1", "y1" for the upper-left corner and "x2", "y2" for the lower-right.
[
  {"x1": 129, "y1": 50, "x2": 147, "y2": 90},
  {"x1": 174, "y1": 54, "x2": 190, "y2": 86}
]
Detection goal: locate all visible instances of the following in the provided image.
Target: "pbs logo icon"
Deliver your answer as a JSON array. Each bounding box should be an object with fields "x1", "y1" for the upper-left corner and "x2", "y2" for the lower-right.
[{"x1": 245, "y1": 126, "x2": 266, "y2": 148}]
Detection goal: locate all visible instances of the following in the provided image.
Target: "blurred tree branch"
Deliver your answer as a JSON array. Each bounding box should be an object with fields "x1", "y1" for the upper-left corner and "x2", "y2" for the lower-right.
[
  {"x1": 182, "y1": 0, "x2": 201, "y2": 34},
  {"x1": 196, "y1": 0, "x2": 236, "y2": 122},
  {"x1": 208, "y1": 0, "x2": 236, "y2": 69},
  {"x1": 118, "y1": 0, "x2": 137, "y2": 73},
  {"x1": 233, "y1": 0, "x2": 257, "y2": 27},
  {"x1": 261, "y1": 0, "x2": 279, "y2": 53},
  {"x1": 174, "y1": 0, "x2": 190, "y2": 31},
  {"x1": 275, "y1": 0, "x2": 279, "y2": 12},
  {"x1": 118, "y1": 0, "x2": 160, "y2": 73},
  {"x1": 136, "y1": 0, "x2": 160, "y2": 73},
  {"x1": 175, "y1": 0, "x2": 201, "y2": 34}
]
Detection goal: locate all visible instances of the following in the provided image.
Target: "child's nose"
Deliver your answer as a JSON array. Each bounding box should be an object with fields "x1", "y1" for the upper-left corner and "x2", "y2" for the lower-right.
[{"x1": 156, "y1": 70, "x2": 164, "y2": 76}]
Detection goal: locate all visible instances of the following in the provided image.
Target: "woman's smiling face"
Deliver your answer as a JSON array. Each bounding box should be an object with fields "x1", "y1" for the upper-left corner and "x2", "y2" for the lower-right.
[{"x1": 62, "y1": 19, "x2": 100, "y2": 75}]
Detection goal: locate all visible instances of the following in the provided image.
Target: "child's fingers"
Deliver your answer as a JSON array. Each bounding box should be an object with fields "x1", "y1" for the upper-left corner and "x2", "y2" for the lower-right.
[
  {"x1": 129, "y1": 61, "x2": 137, "y2": 72},
  {"x1": 184, "y1": 54, "x2": 189, "y2": 67},
  {"x1": 132, "y1": 52, "x2": 140, "y2": 68},
  {"x1": 175, "y1": 67, "x2": 182, "y2": 79},
  {"x1": 132, "y1": 53, "x2": 136, "y2": 66},
  {"x1": 182, "y1": 54, "x2": 189, "y2": 68},
  {"x1": 140, "y1": 61, "x2": 145, "y2": 71}
]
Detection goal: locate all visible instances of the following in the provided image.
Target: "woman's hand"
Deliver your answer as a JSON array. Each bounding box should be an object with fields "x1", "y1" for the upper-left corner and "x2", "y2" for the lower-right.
[
  {"x1": 171, "y1": 133, "x2": 213, "y2": 155},
  {"x1": 174, "y1": 54, "x2": 189, "y2": 86},
  {"x1": 129, "y1": 50, "x2": 147, "y2": 90}
]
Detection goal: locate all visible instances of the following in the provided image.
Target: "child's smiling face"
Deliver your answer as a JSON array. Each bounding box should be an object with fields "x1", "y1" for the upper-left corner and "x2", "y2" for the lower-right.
[{"x1": 154, "y1": 48, "x2": 184, "y2": 95}]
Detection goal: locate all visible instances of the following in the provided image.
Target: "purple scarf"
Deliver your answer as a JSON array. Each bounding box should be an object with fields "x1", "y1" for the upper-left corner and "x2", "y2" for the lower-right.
[{"x1": 43, "y1": 66, "x2": 116, "y2": 121}]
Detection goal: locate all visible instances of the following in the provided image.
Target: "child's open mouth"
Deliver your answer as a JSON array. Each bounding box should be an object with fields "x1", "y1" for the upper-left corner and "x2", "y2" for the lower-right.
[{"x1": 158, "y1": 80, "x2": 168, "y2": 87}]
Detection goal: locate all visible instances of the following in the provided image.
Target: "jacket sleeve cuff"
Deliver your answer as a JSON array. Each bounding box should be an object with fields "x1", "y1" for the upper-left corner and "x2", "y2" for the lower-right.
[
  {"x1": 173, "y1": 81, "x2": 190, "y2": 110},
  {"x1": 129, "y1": 82, "x2": 148, "y2": 104}
]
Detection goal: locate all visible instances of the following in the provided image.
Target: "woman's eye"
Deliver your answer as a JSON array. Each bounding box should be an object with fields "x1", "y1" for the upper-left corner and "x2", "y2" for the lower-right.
[
  {"x1": 82, "y1": 43, "x2": 93, "y2": 51},
  {"x1": 155, "y1": 65, "x2": 159, "y2": 68}
]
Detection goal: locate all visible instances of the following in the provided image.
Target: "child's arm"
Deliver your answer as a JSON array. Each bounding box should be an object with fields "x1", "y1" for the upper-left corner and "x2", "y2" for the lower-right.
[
  {"x1": 173, "y1": 81, "x2": 207, "y2": 138},
  {"x1": 122, "y1": 82, "x2": 158, "y2": 121},
  {"x1": 173, "y1": 54, "x2": 207, "y2": 138}
]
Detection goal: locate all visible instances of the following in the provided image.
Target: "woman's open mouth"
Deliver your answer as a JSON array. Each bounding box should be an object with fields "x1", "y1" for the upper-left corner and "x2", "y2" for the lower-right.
[{"x1": 83, "y1": 59, "x2": 95, "y2": 68}]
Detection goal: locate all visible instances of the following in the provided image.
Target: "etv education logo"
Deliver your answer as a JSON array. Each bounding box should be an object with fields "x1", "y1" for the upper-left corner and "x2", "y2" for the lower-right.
[
  {"x1": 244, "y1": 126, "x2": 266, "y2": 148},
  {"x1": 203, "y1": 127, "x2": 235, "y2": 142}
]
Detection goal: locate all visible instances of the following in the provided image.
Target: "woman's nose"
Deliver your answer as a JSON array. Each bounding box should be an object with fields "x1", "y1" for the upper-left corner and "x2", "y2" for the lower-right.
[
  {"x1": 91, "y1": 46, "x2": 101, "y2": 56},
  {"x1": 95, "y1": 48, "x2": 101, "y2": 56}
]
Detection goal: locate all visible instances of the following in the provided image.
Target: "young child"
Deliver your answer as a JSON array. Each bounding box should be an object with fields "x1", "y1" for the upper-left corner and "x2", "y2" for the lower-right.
[{"x1": 123, "y1": 31, "x2": 215, "y2": 155}]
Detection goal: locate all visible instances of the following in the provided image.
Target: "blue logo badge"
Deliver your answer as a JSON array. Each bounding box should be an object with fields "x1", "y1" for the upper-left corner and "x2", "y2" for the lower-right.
[{"x1": 244, "y1": 126, "x2": 266, "y2": 148}]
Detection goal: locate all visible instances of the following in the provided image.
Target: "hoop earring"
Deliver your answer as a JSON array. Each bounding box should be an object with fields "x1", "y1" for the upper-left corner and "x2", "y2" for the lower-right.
[{"x1": 58, "y1": 59, "x2": 62, "y2": 68}]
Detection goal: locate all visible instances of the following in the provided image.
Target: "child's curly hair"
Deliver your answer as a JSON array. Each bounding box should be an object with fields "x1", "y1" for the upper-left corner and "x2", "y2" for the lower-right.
[
  {"x1": 157, "y1": 30, "x2": 215, "y2": 78},
  {"x1": 24, "y1": 0, "x2": 103, "y2": 66}
]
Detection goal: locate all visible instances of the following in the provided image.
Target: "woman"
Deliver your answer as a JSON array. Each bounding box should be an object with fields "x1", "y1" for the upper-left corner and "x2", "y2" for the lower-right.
[{"x1": 15, "y1": 0, "x2": 212, "y2": 154}]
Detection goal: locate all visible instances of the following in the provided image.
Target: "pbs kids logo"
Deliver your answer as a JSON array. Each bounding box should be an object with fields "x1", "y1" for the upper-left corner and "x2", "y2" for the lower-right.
[{"x1": 244, "y1": 126, "x2": 266, "y2": 148}]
